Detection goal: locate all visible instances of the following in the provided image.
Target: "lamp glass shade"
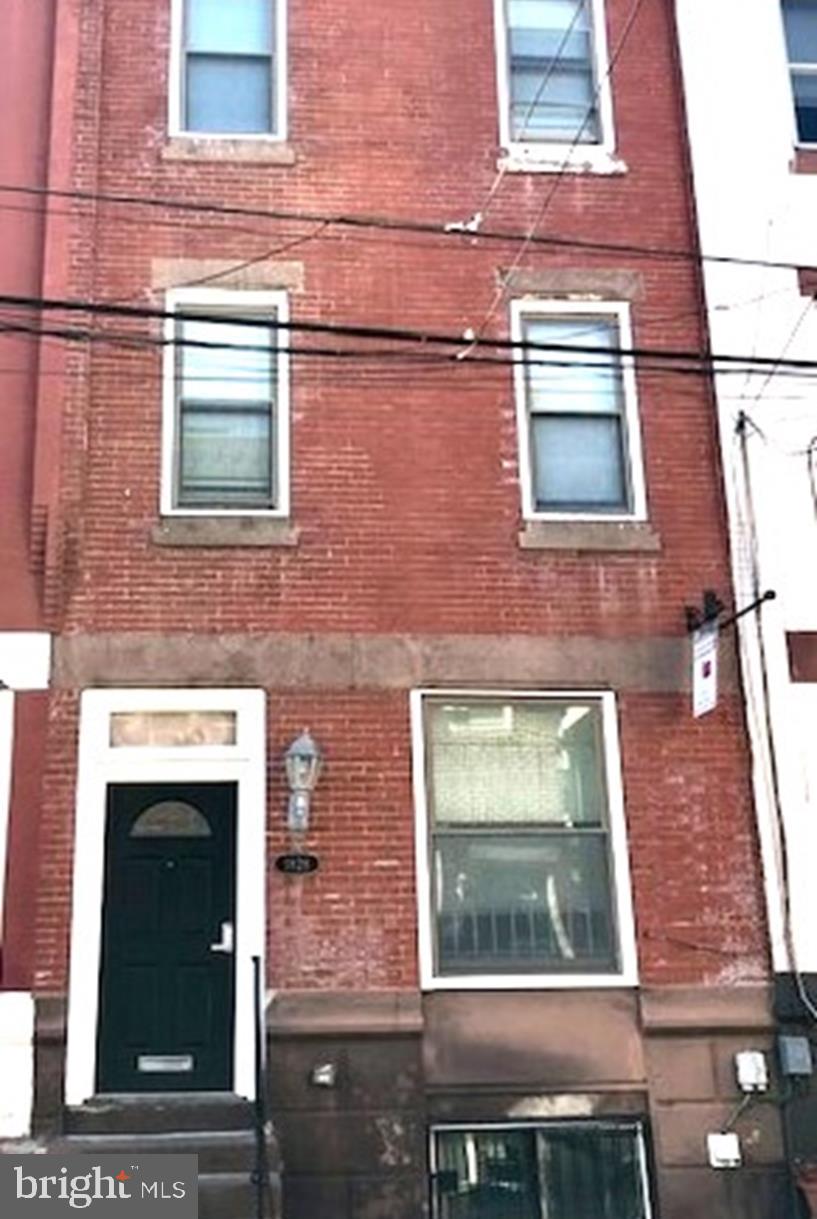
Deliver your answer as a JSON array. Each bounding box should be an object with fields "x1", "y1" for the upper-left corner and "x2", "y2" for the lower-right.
[{"x1": 285, "y1": 731, "x2": 322, "y2": 793}]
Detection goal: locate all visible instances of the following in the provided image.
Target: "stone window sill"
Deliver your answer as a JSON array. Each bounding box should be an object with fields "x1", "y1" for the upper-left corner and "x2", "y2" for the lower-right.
[
  {"x1": 792, "y1": 146, "x2": 817, "y2": 174},
  {"x1": 499, "y1": 147, "x2": 627, "y2": 176},
  {"x1": 519, "y1": 520, "x2": 662, "y2": 553},
  {"x1": 151, "y1": 517, "x2": 300, "y2": 548},
  {"x1": 162, "y1": 137, "x2": 297, "y2": 166}
]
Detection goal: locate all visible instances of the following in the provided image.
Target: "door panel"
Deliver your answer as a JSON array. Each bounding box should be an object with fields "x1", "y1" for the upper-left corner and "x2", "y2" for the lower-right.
[{"x1": 96, "y1": 782, "x2": 236, "y2": 1092}]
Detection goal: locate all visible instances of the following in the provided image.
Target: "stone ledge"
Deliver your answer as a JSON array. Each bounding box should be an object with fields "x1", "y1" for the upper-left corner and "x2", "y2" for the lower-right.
[
  {"x1": 151, "y1": 257, "x2": 304, "y2": 293},
  {"x1": 793, "y1": 147, "x2": 817, "y2": 174},
  {"x1": 268, "y1": 990, "x2": 424, "y2": 1037},
  {"x1": 501, "y1": 268, "x2": 644, "y2": 302},
  {"x1": 519, "y1": 520, "x2": 662, "y2": 553},
  {"x1": 151, "y1": 518, "x2": 299, "y2": 548},
  {"x1": 640, "y1": 985, "x2": 774, "y2": 1033},
  {"x1": 161, "y1": 137, "x2": 297, "y2": 165},
  {"x1": 52, "y1": 632, "x2": 736, "y2": 692}
]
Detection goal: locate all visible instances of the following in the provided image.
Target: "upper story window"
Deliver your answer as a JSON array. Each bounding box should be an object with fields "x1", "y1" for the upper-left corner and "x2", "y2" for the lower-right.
[
  {"x1": 171, "y1": 0, "x2": 283, "y2": 137},
  {"x1": 431, "y1": 1121, "x2": 653, "y2": 1219},
  {"x1": 494, "y1": 0, "x2": 617, "y2": 166},
  {"x1": 161, "y1": 289, "x2": 290, "y2": 517},
  {"x1": 783, "y1": 0, "x2": 817, "y2": 143},
  {"x1": 512, "y1": 301, "x2": 646, "y2": 521},
  {"x1": 412, "y1": 691, "x2": 638, "y2": 989}
]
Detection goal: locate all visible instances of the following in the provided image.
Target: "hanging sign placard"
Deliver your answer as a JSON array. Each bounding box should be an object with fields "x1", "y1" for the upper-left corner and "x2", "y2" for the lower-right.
[{"x1": 692, "y1": 623, "x2": 719, "y2": 718}]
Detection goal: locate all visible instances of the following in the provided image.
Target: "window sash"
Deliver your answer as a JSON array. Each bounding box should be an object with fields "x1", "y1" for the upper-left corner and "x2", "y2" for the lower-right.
[
  {"x1": 791, "y1": 67, "x2": 817, "y2": 141},
  {"x1": 783, "y1": 0, "x2": 817, "y2": 65},
  {"x1": 182, "y1": 0, "x2": 274, "y2": 133},
  {"x1": 431, "y1": 1123, "x2": 651, "y2": 1219},
  {"x1": 425, "y1": 698, "x2": 619, "y2": 976},
  {"x1": 530, "y1": 413, "x2": 630, "y2": 512},
  {"x1": 507, "y1": 0, "x2": 600, "y2": 143},
  {"x1": 173, "y1": 312, "x2": 278, "y2": 509},
  {"x1": 521, "y1": 315, "x2": 632, "y2": 514},
  {"x1": 432, "y1": 829, "x2": 618, "y2": 974}
]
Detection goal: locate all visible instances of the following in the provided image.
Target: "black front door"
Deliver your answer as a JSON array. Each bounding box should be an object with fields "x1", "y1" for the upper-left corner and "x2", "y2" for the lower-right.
[{"x1": 96, "y1": 782, "x2": 236, "y2": 1092}]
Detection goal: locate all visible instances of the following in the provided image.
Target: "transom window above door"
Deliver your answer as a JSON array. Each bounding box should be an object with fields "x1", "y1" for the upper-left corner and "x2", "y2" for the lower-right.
[{"x1": 161, "y1": 289, "x2": 290, "y2": 518}]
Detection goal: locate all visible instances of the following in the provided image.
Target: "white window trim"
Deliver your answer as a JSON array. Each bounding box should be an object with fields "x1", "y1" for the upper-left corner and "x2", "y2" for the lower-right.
[
  {"x1": 65, "y1": 688, "x2": 267, "y2": 1106},
  {"x1": 161, "y1": 287, "x2": 291, "y2": 519},
  {"x1": 411, "y1": 688, "x2": 639, "y2": 991},
  {"x1": 493, "y1": 0, "x2": 621, "y2": 173},
  {"x1": 429, "y1": 1120, "x2": 653, "y2": 1219},
  {"x1": 511, "y1": 299, "x2": 647, "y2": 523},
  {"x1": 168, "y1": 0, "x2": 288, "y2": 141}
]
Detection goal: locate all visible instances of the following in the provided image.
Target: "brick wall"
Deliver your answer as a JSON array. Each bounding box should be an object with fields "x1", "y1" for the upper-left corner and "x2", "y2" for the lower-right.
[
  {"x1": 33, "y1": 686, "x2": 768, "y2": 992},
  {"x1": 31, "y1": 0, "x2": 770, "y2": 1001}
]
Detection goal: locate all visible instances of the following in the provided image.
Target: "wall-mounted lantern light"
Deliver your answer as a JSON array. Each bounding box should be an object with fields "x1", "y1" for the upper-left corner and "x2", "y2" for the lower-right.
[{"x1": 284, "y1": 730, "x2": 322, "y2": 833}]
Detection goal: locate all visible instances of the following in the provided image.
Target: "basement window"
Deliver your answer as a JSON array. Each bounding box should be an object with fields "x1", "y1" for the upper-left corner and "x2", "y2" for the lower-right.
[{"x1": 430, "y1": 1122, "x2": 653, "y2": 1219}]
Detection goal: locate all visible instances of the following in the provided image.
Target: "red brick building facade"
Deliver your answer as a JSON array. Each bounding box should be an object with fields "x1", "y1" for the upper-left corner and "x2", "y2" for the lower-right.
[{"x1": 4, "y1": 0, "x2": 792, "y2": 1215}]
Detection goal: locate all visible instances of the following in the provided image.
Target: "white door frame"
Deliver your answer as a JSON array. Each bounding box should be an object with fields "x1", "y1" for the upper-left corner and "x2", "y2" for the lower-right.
[{"x1": 65, "y1": 688, "x2": 266, "y2": 1106}]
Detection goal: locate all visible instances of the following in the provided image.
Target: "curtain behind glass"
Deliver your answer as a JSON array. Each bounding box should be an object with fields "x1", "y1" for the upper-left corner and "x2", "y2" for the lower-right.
[{"x1": 428, "y1": 701, "x2": 606, "y2": 828}]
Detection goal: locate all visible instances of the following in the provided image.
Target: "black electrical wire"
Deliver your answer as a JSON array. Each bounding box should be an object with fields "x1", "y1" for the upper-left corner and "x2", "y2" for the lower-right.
[
  {"x1": 2, "y1": 180, "x2": 817, "y2": 277},
  {"x1": 3, "y1": 290, "x2": 817, "y2": 380}
]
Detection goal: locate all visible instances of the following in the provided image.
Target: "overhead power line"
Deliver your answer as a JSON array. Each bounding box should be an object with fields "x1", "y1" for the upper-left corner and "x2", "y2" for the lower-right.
[
  {"x1": 2, "y1": 289, "x2": 817, "y2": 376},
  {"x1": 2, "y1": 293, "x2": 817, "y2": 384},
  {"x1": 1, "y1": 181, "x2": 817, "y2": 278}
]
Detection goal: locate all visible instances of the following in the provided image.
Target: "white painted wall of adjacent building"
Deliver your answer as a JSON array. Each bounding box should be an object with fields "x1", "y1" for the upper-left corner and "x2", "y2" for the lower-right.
[
  {"x1": 0, "y1": 991, "x2": 34, "y2": 1137},
  {"x1": 0, "y1": 633, "x2": 50, "y2": 1137},
  {"x1": 676, "y1": 0, "x2": 817, "y2": 975}
]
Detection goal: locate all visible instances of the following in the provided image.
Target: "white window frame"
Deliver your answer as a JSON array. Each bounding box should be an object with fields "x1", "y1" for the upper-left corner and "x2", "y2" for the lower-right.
[
  {"x1": 65, "y1": 687, "x2": 267, "y2": 1106},
  {"x1": 411, "y1": 688, "x2": 639, "y2": 991},
  {"x1": 168, "y1": 0, "x2": 288, "y2": 141},
  {"x1": 161, "y1": 287, "x2": 290, "y2": 519},
  {"x1": 429, "y1": 1120, "x2": 653, "y2": 1219},
  {"x1": 493, "y1": 0, "x2": 619, "y2": 172},
  {"x1": 781, "y1": 0, "x2": 817, "y2": 147},
  {"x1": 511, "y1": 299, "x2": 647, "y2": 523}
]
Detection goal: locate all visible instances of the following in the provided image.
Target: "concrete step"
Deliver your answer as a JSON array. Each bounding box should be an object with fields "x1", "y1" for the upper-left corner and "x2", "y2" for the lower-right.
[
  {"x1": 64, "y1": 1094, "x2": 255, "y2": 1135},
  {"x1": 53, "y1": 1129, "x2": 262, "y2": 1174}
]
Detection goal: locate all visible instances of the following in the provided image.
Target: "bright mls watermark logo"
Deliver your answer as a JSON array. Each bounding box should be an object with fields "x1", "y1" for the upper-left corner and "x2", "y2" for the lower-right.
[{"x1": 0, "y1": 1154, "x2": 198, "y2": 1216}]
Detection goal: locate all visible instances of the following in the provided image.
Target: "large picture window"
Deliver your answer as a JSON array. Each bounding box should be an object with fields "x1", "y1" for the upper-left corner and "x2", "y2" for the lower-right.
[
  {"x1": 414, "y1": 692, "x2": 637, "y2": 986},
  {"x1": 431, "y1": 1122, "x2": 652, "y2": 1219},
  {"x1": 162, "y1": 289, "x2": 289, "y2": 516}
]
